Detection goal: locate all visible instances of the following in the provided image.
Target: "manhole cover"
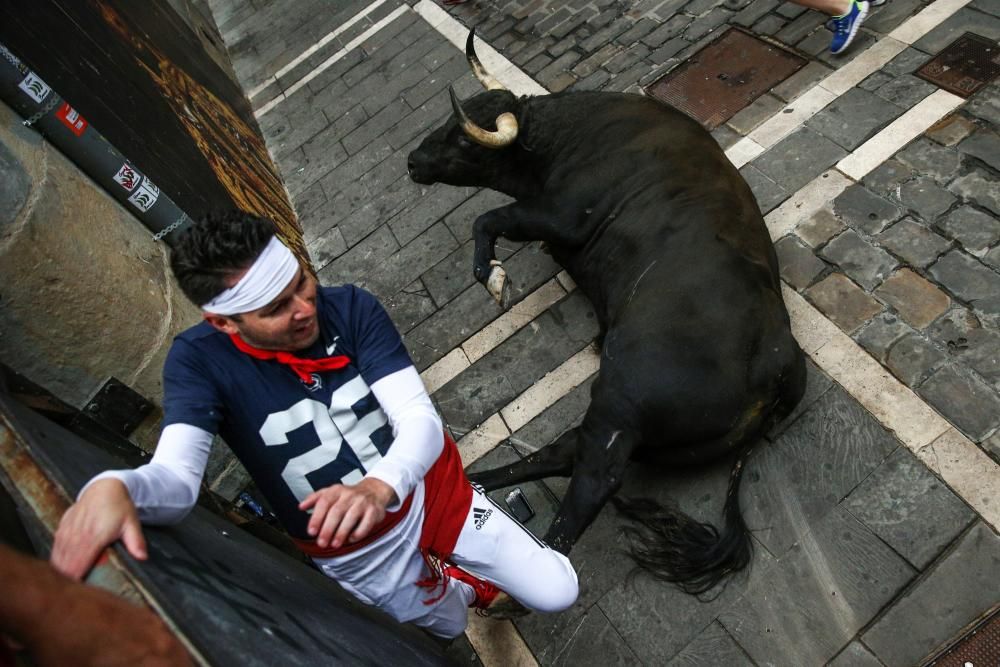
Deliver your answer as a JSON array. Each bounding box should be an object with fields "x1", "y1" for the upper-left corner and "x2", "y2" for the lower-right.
[
  {"x1": 916, "y1": 32, "x2": 1000, "y2": 98},
  {"x1": 644, "y1": 28, "x2": 807, "y2": 130},
  {"x1": 922, "y1": 604, "x2": 1000, "y2": 667}
]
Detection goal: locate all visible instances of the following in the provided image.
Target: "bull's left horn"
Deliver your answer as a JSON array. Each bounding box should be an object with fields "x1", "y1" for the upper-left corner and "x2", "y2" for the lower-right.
[
  {"x1": 466, "y1": 29, "x2": 506, "y2": 91},
  {"x1": 449, "y1": 86, "x2": 518, "y2": 149}
]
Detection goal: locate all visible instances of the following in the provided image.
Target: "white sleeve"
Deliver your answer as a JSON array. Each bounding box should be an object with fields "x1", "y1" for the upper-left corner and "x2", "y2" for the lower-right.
[
  {"x1": 367, "y1": 366, "x2": 444, "y2": 511},
  {"x1": 79, "y1": 423, "x2": 212, "y2": 525}
]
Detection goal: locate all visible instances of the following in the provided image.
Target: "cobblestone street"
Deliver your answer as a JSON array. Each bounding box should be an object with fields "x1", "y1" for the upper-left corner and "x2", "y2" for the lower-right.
[{"x1": 207, "y1": 0, "x2": 1000, "y2": 663}]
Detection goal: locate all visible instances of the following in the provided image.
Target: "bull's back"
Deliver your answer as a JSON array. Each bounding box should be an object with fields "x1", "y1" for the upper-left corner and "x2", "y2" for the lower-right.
[
  {"x1": 539, "y1": 94, "x2": 776, "y2": 312},
  {"x1": 536, "y1": 94, "x2": 798, "y2": 440}
]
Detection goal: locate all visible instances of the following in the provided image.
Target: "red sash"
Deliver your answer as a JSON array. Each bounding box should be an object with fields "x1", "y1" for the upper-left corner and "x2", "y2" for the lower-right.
[{"x1": 293, "y1": 432, "x2": 472, "y2": 561}]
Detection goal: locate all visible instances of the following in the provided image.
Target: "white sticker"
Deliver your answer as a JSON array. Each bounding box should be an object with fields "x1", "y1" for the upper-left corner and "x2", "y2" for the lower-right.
[
  {"x1": 113, "y1": 163, "x2": 140, "y2": 192},
  {"x1": 128, "y1": 178, "x2": 160, "y2": 212},
  {"x1": 18, "y1": 72, "x2": 51, "y2": 104}
]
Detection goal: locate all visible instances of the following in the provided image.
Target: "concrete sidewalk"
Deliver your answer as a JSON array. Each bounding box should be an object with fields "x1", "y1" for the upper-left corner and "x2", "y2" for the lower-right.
[{"x1": 206, "y1": 0, "x2": 1000, "y2": 663}]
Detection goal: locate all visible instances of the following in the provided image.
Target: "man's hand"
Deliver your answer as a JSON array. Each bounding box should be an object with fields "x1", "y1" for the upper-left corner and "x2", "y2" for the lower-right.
[
  {"x1": 1, "y1": 544, "x2": 191, "y2": 666},
  {"x1": 51, "y1": 478, "x2": 147, "y2": 580},
  {"x1": 299, "y1": 478, "x2": 397, "y2": 549}
]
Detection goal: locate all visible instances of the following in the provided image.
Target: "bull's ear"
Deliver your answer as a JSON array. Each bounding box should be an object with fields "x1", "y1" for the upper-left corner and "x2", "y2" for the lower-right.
[{"x1": 515, "y1": 105, "x2": 534, "y2": 152}]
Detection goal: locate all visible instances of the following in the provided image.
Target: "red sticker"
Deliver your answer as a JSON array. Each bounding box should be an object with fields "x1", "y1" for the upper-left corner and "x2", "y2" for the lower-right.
[{"x1": 55, "y1": 102, "x2": 88, "y2": 137}]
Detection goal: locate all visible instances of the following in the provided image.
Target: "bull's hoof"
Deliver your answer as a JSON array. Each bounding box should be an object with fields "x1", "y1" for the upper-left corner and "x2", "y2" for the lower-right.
[
  {"x1": 486, "y1": 261, "x2": 511, "y2": 309},
  {"x1": 480, "y1": 593, "x2": 530, "y2": 620}
]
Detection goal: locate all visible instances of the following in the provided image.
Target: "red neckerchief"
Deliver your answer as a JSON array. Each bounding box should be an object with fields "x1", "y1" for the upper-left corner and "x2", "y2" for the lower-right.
[{"x1": 228, "y1": 333, "x2": 350, "y2": 383}]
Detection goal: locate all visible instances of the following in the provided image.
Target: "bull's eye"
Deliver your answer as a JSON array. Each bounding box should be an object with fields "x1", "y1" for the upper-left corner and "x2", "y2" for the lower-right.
[{"x1": 457, "y1": 136, "x2": 474, "y2": 149}]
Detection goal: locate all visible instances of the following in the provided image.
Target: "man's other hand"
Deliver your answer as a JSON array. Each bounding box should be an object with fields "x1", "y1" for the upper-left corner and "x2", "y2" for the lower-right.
[
  {"x1": 1, "y1": 544, "x2": 191, "y2": 666},
  {"x1": 51, "y1": 478, "x2": 147, "y2": 580},
  {"x1": 299, "y1": 478, "x2": 397, "y2": 549}
]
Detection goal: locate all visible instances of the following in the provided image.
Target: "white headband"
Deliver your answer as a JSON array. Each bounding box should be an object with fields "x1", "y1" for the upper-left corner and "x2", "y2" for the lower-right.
[{"x1": 201, "y1": 236, "x2": 299, "y2": 315}]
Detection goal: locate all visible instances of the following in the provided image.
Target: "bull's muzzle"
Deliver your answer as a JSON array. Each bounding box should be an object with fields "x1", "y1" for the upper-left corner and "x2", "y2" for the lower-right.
[{"x1": 406, "y1": 151, "x2": 433, "y2": 184}]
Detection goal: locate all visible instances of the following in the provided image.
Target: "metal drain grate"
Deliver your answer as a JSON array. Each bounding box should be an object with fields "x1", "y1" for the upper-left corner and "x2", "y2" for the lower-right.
[
  {"x1": 644, "y1": 28, "x2": 807, "y2": 130},
  {"x1": 922, "y1": 604, "x2": 1000, "y2": 667},
  {"x1": 916, "y1": 32, "x2": 1000, "y2": 98}
]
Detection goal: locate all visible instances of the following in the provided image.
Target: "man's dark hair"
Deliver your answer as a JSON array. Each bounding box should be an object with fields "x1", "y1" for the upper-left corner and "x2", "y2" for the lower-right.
[{"x1": 170, "y1": 210, "x2": 276, "y2": 307}]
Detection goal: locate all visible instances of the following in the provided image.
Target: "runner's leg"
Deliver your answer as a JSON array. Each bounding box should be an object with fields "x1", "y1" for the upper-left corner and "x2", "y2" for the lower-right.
[
  {"x1": 450, "y1": 485, "x2": 578, "y2": 613},
  {"x1": 310, "y1": 485, "x2": 476, "y2": 638}
]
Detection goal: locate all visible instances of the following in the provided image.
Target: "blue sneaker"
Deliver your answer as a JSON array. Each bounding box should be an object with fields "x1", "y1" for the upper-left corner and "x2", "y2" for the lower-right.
[
  {"x1": 829, "y1": 0, "x2": 869, "y2": 54},
  {"x1": 825, "y1": 0, "x2": 882, "y2": 31}
]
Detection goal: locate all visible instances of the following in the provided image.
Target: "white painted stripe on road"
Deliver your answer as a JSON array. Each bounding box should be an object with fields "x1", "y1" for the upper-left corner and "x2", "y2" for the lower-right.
[
  {"x1": 501, "y1": 346, "x2": 601, "y2": 432},
  {"x1": 456, "y1": 413, "x2": 511, "y2": 466},
  {"x1": 420, "y1": 279, "x2": 568, "y2": 395},
  {"x1": 724, "y1": 0, "x2": 971, "y2": 168},
  {"x1": 819, "y1": 37, "x2": 907, "y2": 96},
  {"x1": 744, "y1": 85, "x2": 838, "y2": 154},
  {"x1": 783, "y1": 286, "x2": 1000, "y2": 530},
  {"x1": 764, "y1": 169, "x2": 854, "y2": 241},
  {"x1": 248, "y1": 0, "x2": 389, "y2": 100},
  {"x1": 421, "y1": 347, "x2": 471, "y2": 395},
  {"x1": 555, "y1": 270, "x2": 577, "y2": 293},
  {"x1": 448, "y1": 345, "x2": 598, "y2": 464},
  {"x1": 254, "y1": 4, "x2": 410, "y2": 118},
  {"x1": 413, "y1": 0, "x2": 548, "y2": 97},
  {"x1": 462, "y1": 279, "x2": 568, "y2": 363},
  {"x1": 724, "y1": 136, "x2": 765, "y2": 168},
  {"x1": 464, "y1": 612, "x2": 540, "y2": 667},
  {"x1": 837, "y1": 88, "x2": 964, "y2": 179},
  {"x1": 889, "y1": 0, "x2": 971, "y2": 44},
  {"x1": 762, "y1": 88, "x2": 963, "y2": 240},
  {"x1": 915, "y1": 428, "x2": 1000, "y2": 531}
]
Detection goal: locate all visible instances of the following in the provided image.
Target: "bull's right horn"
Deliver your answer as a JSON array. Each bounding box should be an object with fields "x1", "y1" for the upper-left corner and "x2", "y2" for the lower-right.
[
  {"x1": 449, "y1": 86, "x2": 518, "y2": 149},
  {"x1": 466, "y1": 29, "x2": 506, "y2": 91}
]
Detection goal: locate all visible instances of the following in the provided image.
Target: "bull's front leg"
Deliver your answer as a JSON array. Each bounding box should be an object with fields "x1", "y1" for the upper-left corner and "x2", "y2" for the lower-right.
[
  {"x1": 472, "y1": 198, "x2": 598, "y2": 308},
  {"x1": 471, "y1": 208, "x2": 517, "y2": 308}
]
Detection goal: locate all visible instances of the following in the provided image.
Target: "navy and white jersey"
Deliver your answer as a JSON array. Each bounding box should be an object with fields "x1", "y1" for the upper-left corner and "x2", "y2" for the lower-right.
[{"x1": 162, "y1": 285, "x2": 412, "y2": 539}]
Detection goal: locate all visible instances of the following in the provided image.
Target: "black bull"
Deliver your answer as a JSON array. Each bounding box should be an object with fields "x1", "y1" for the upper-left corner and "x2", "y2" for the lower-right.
[{"x1": 407, "y1": 35, "x2": 806, "y2": 594}]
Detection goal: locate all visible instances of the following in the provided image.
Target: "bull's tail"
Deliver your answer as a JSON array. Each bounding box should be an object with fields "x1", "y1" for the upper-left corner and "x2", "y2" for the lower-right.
[{"x1": 611, "y1": 444, "x2": 754, "y2": 595}]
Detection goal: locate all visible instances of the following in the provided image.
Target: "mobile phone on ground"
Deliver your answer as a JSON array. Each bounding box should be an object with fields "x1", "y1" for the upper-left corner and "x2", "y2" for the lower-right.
[{"x1": 504, "y1": 487, "x2": 534, "y2": 523}]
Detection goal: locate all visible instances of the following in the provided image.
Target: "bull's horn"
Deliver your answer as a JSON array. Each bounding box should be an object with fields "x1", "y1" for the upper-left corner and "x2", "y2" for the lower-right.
[
  {"x1": 449, "y1": 86, "x2": 519, "y2": 149},
  {"x1": 466, "y1": 29, "x2": 506, "y2": 91}
]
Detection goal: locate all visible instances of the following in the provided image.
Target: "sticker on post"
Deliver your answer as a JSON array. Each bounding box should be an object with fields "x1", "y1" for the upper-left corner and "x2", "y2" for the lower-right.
[
  {"x1": 18, "y1": 72, "x2": 51, "y2": 104},
  {"x1": 128, "y1": 178, "x2": 160, "y2": 212},
  {"x1": 55, "y1": 103, "x2": 88, "y2": 137},
  {"x1": 19, "y1": 72, "x2": 51, "y2": 103},
  {"x1": 113, "y1": 163, "x2": 140, "y2": 192}
]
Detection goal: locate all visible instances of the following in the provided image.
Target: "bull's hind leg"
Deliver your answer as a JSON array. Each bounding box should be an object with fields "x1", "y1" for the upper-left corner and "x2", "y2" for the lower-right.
[
  {"x1": 543, "y1": 423, "x2": 636, "y2": 554},
  {"x1": 467, "y1": 428, "x2": 580, "y2": 491}
]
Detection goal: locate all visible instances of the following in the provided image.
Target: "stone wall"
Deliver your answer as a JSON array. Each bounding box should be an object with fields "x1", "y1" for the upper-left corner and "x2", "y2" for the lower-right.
[
  {"x1": 0, "y1": 98, "x2": 197, "y2": 449},
  {"x1": 0, "y1": 100, "x2": 253, "y2": 497}
]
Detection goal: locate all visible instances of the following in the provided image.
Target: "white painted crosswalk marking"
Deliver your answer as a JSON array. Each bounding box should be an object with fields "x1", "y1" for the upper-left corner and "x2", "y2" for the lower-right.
[
  {"x1": 254, "y1": 4, "x2": 410, "y2": 118},
  {"x1": 248, "y1": 0, "x2": 390, "y2": 101}
]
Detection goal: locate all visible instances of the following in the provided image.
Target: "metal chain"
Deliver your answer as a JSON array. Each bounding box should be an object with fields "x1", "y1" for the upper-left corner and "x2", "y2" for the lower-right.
[
  {"x1": 152, "y1": 212, "x2": 189, "y2": 242},
  {"x1": 2, "y1": 42, "x2": 59, "y2": 127},
  {"x1": 0, "y1": 43, "x2": 27, "y2": 73},
  {"x1": 22, "y1": 93, "x2": 61, "y2": 127}
]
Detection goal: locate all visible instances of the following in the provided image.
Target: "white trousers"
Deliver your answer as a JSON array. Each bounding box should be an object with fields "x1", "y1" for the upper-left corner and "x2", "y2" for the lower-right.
[{"x1": 312, "y1": 482, "x2": 579, "y2": 638}]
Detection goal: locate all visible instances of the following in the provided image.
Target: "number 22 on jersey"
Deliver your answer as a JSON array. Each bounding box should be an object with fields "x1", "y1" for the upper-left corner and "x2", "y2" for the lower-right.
[{"x1": 258, "y1": 375, "x2": 388, "y2": 503}]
